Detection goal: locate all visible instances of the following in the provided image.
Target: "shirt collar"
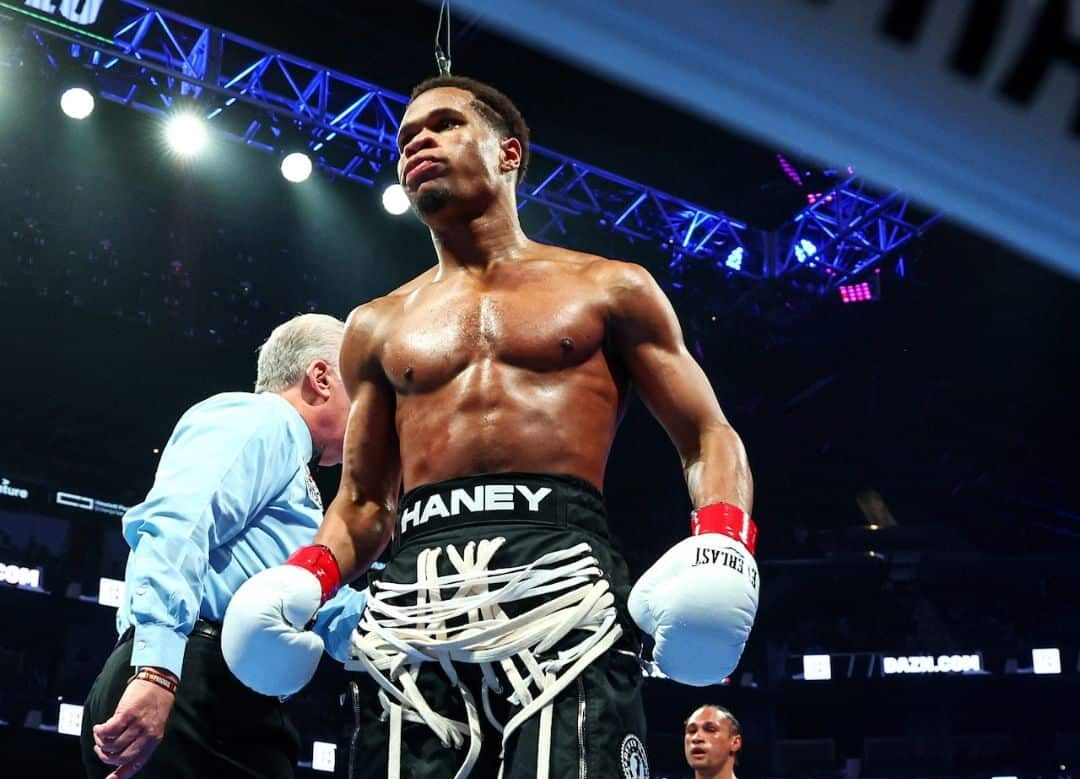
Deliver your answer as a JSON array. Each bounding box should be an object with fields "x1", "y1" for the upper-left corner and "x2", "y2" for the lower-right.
[{"x1": 263, "y1": 392, "x2": 314, "y2": 466}]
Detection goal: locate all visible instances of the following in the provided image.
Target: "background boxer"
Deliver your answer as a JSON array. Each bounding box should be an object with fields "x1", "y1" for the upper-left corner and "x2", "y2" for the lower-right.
[
  {"x1": 685, "y1": 705, "x2": 744, "y2": 779},
  {"x1": 224, "y1": 76, "x2": 758, "y2": 778}
]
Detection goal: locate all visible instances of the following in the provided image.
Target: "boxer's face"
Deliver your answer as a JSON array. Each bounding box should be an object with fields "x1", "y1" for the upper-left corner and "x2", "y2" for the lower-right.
[
  {"x1": 684, "y1": 707, "x2": 741, "y2": 772},
  {"x1": 396, "y1": 87, "x2": 517, "y2": 220}
]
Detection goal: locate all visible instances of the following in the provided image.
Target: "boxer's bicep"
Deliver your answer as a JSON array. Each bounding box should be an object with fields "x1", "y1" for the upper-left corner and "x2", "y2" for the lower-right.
[
  {"x1": 609, "y1": 263, "x2": 751, "y2": 509},
  {"x1": 614, "y1": 267, "x2": 726, "y2": 455},
  {"x1": 317, "y1": 303, "x2": 401, "y2": 579}
]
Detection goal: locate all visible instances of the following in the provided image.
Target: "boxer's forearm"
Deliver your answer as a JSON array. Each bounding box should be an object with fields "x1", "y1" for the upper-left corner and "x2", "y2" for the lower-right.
[
  {"x1": 315, "y1": 497, "x2": 395, "y2": 582},
  {"x1": 684, "y1": 422, "x2": 753, "y2": 514}
]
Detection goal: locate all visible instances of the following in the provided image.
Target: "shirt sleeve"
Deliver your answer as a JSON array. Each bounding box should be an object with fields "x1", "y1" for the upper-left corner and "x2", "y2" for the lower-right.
[
  {"x1": 311, "y1": 586, "x2": 368, "y2": 664},
  {"x1": 123, "y1": 395, "x2": 300, "y2": 677}
]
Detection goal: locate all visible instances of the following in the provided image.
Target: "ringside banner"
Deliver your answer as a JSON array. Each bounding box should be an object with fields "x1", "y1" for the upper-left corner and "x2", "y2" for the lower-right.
[
  {"x1": 0, "y1": 0, "x2": 130, "y2": 43},
  {"x1": 450, "y1": 0, "x2": 1080, "y2": 277}
]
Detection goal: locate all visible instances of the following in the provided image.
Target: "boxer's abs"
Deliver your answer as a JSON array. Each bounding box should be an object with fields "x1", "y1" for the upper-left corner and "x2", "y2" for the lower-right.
[{"x1": 396, "y1": 359, "x2": 624, "y2": 492}]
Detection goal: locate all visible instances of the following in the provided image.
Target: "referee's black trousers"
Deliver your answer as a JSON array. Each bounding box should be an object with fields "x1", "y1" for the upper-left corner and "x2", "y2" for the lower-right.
[{"x1": 80, "y1": 622, "x2": 300, "y2": 779}]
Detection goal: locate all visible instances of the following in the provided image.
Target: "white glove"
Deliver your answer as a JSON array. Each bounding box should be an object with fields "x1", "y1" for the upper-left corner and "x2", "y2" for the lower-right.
[
  {"x1": 629, "y1": 504, "x2": 759, "y2": 686},
  {"x1": 222, "y1": 545, "x2": 341, "y2": 696}
]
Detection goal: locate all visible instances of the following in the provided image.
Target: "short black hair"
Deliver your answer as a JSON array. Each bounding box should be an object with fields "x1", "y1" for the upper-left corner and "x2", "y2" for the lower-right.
[{"x1": 409, "y1": 75, "x2": 531, "y2": 184}]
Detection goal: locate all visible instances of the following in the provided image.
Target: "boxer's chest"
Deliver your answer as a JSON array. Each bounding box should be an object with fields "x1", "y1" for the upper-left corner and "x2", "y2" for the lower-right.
[{"x1": 381, "y1": 278, "x2": 608, "y2": 390}]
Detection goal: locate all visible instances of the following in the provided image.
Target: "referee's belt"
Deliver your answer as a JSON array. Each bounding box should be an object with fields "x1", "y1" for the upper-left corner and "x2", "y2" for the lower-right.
[{"x1": 119, "y1": 618, "x2": 222, "y2": 645}]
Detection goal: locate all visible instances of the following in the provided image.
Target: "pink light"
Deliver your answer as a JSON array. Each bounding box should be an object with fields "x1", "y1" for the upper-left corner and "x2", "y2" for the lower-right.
[
  {"x1": 777, "y1": 153, "x2": 804, "y2": 187},
  {"x1": 838, "y1": 281, "x2": 873, "y2": 304}
]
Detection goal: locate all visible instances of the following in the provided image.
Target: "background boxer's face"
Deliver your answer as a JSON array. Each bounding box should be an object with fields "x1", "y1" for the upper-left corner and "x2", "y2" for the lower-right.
[
  {"x1": 396, "y1": 87, "x2": 515, "y2": 220},
  {"x1": 684, "y1": 707, "x2": 741, "y2": 771}
]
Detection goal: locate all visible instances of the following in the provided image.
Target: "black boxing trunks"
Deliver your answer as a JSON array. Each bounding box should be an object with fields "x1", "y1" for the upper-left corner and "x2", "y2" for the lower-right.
[{"x1": 340, "y1": 473, "x2": 648, "y2": 779}]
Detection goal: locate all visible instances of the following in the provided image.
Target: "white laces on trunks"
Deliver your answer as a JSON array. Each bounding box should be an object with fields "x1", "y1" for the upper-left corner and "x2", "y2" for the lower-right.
[{"x1": 346, "y1": 536, "x2": 622, "y2": 779}]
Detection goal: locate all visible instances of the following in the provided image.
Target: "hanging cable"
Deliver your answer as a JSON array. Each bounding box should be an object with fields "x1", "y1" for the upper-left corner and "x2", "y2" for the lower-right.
[{"x1": 435, "y1": 0, "x2": 452, "y2": 75}]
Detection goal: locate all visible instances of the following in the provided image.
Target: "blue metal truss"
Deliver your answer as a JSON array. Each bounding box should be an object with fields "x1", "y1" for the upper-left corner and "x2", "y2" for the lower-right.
[
  {"x1": 773, "y1": 177, "x2": 942, "y2": 289},
  {"x1": 2, "y1": 0, "x2": 935, "y2": 295}
]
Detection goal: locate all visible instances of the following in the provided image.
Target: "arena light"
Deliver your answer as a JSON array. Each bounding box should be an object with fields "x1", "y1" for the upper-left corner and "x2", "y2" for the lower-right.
[
  {"x1": 281, "y1": 152, "x2": 313, "y2": 183},
  {"x1": 57, "y1": 703, "x2": 84, "y2": 736},
  {"x1": 724, "y1": 246, "x2": 744, "y2": 271},
  {"x1": 794, "y1": 239, "x2": 817, "y2": 264},
  {"x1": 382, "y1": 183, "x2": 411, "y2": 215},
  {"x1": 802, "y1": 654, "x2": 832, "y2": 681},
  {"x1": 165, "y1": 113, "x2": 208, "y2": 158},
  {"x1": 60, "y1": 87, "x2": 95, "y2": 120},
  {"x1": 1032, "y1": 647, "x2": 1062, "y2": 675},
  {"x1": 838, "y1": 281, "x2": 874, "y2": 303},
  {"x1": 312, "y1": 741, "x2": 336, "y2": 772}
]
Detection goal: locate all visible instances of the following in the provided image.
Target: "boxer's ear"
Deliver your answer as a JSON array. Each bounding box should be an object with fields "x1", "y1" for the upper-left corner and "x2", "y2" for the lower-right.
[{"x1": 499, "y1": 136, "x2": 521, "y2": 175}]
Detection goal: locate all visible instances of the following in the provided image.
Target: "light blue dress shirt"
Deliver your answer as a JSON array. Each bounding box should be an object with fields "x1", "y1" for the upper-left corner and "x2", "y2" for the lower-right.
[{"x1": 118, "y1": 391, "x2": 364, "y2": 678}]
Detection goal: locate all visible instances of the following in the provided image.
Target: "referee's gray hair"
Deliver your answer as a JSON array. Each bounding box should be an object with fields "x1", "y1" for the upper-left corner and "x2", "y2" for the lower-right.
[{"x1": 255, "y1": 313, "x2": 346, "y2": 393}]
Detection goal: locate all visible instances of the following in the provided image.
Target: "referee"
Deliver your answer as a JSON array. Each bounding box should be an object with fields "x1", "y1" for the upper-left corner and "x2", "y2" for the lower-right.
[{"x1": 80, "y1": 313, "x2": 367, "y2": 779}]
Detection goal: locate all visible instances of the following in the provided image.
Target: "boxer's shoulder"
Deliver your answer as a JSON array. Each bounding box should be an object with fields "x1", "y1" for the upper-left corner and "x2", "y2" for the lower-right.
[
  {"x1": 389, "y1": 266, "x2": 439, "y2": 298},
  {"x1": 526, "y1": 244, "x2": 647, "y2": 289},
  {"x1": 344, "y1": 268, "x2": 436, "y2": 338},
  {"x1": 586, "y1": 256, "x2": 653, "y2": 288},
  {"x1": 577, "y1": 257, "x2": 664, "y2": 316}
]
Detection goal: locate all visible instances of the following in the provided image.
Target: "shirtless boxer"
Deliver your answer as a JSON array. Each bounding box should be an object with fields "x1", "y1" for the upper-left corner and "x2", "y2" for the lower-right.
[{"x1": 222, "y1": 76, "x2": 759, "y2": 779}]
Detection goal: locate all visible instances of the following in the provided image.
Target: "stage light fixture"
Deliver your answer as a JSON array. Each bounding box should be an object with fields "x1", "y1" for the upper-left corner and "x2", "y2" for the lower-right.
[
  {"x1": 382, "y1": 183, "x2": 410, "y2": 215},
  {"x1": 165, "y1": 113, "x2": 208, "y2": 158},
  {"x1": 60, "y1": 87, "x2": 95, "y2": 120},
  {"x1": 839, "y1": 282, "x2": 874, "y2": 303},
  {"x1": 724, "y1": 246, "x2": 744, "y2": 271},
  {"x1": 794, "y1": 238, "x2": 817, "y2": 264},
  {"x1": 281, "y1": 152, "x2": 313, "y2": 183}
]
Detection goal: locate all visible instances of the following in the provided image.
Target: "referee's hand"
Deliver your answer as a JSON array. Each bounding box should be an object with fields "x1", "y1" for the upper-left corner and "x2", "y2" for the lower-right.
[{"x1": 92, "y1": 676, "x2": 176, "y2": 779}]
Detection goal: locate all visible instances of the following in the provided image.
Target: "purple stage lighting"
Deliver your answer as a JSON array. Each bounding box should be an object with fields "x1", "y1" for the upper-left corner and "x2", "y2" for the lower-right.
[{"x1": 838, "y1": 282, "x2": 873, "y2": 304}]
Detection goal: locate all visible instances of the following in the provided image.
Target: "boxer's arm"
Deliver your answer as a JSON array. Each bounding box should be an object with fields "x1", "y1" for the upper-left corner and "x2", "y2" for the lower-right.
[
  {"x1": 610, "y1": 263, "x2": 758, "y2": 685},
  {"x1": 313, "y1": 302, "x2": 401, "y2": 581},
  {"x1": 608, "y1": 262, "x2": 752, "y2": 512}
]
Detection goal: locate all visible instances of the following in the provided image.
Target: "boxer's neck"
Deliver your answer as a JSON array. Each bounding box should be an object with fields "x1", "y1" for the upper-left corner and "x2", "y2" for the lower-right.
[
  {"x1": 695, "y1": 760, "x2": 738, "y2": 773},
  {"x1": 429, "y1": 200, "x2": 530, "y2": 273}
]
